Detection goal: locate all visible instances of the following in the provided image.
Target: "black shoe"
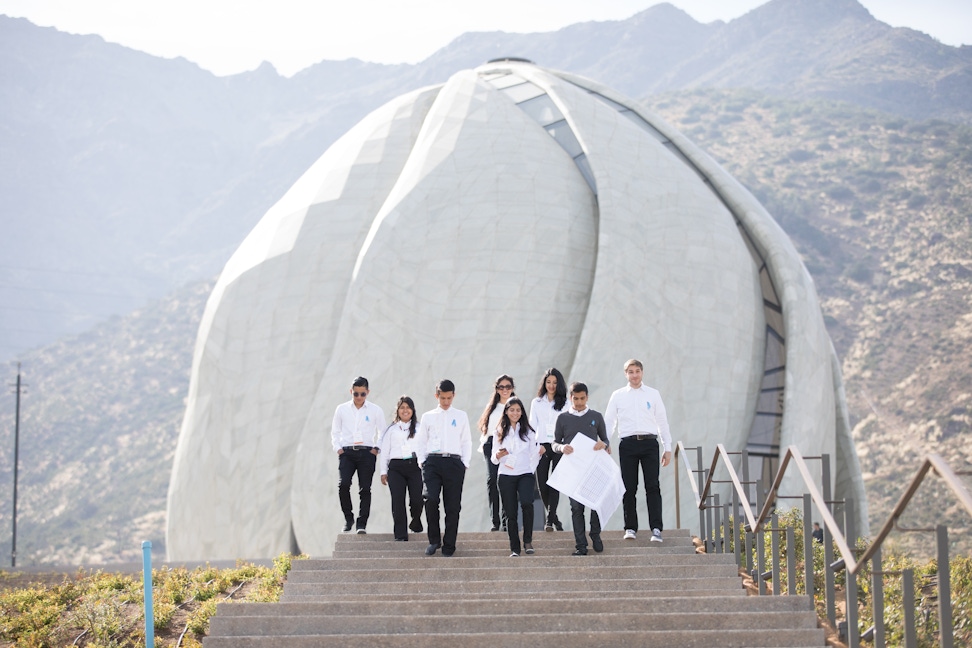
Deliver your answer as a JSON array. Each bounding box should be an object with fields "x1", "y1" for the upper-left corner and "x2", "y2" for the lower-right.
[
  {"x1": 490, "y1": 526, "x2": 500, "y2": 532},
  {"x1": 342, "y1": 521, "x2": 353, "y2": 533},
  {"x1": 554, "y1": 520, "x2": 564, "y2": 532},
  {"x1": 395, "y1": 538, "x2": 406, "y2": 542},
  {"x1": 591, "y1": 535, "x2": 603, "y2": 553},
  {"x1": 409, "y1": 519, "x2": 423, "y2": 533},
  {"x1": 425, "y1": 543, "x2": 441, "y2": 556},
  {"x1": 356, "y1": 528, "x2": 367, "y2": 535},
  {"x1": 572, "y1": 548, "x2": 588, "y2": 556},
  {"x1": 442, "y1": 547, "x2": 455, "y2": 557},
  {"x1": 524, "y1": 543, "x2": 535, "y2": 555}
]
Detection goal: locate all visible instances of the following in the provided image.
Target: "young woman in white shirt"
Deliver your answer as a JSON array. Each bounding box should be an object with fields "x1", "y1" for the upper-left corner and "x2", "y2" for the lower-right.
[
  {"x1": 379, "y1": 396, "x2": 424, "y2": 541},
  {"x1": 492, "y1": 397, "x2": 544, "y2": 557},
  {"x1": 529, "y1": 367, "x2": 568, "y2": 532},
  {"x1": 476, "y1": 374, "x2": 515, "y2": 532}
]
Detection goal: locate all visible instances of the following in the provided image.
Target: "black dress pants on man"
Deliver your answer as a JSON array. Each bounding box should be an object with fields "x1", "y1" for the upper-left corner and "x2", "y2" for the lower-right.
[
  {"x1": 338, "y1": 448, "x2": 376, "y2": 530},
  {"x1": 619, "y1": 435, "x2": 663, "y2": 532},
  {"x1": 569, "y1": 497, "x2": 601, "y2": 552},
  {"x1": 423, "y1": 455, "x2": 465, "y2": 554}
]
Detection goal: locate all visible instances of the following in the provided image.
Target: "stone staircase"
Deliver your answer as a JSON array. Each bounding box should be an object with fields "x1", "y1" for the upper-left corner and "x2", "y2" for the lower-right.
[{"x1": 203, "y1": 529, "x2": 826, "y2": 647}]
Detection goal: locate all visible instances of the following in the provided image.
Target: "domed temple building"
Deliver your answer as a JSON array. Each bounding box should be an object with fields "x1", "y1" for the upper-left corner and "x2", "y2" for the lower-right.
[{"x1": 166, "y1": 60, "x2": 867, "y2": 560}]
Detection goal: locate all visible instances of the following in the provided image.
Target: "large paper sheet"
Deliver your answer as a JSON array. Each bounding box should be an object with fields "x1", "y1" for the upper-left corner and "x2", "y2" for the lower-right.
[{"x1": 547, "y1": 433, "x2": 624, "y2": 524}]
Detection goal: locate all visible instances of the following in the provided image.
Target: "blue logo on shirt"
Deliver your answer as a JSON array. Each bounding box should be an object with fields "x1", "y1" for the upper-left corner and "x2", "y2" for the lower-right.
[
  {"x1": 591, "y1": 420, "x2": 596, "y2": 426},
  {"x1": 646, "y1": 401, "x2": 651, "y2": 410},
  {"x1": 366, "y1": 415, "x2": 370, "y2": 421},
  {"x1": 451, "y1": 419, "x2": 457, "y2": 427}
]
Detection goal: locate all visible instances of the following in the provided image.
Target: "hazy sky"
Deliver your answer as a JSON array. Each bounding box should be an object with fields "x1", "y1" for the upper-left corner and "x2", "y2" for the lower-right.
[{"x1": 1, "y1": 0, "x2": 970, "y2": 77}]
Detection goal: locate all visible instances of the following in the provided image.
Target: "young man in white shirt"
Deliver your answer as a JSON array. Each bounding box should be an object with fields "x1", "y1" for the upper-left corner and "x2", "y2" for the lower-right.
[
  {"x1": 331, "y1": 376, "x2": 386, "y2": 534},
  {"x1": 604, "y1": 359, "x2": 672, "y2": 543},
  {"x1": 415, "y1": 379, "x2": 472, "y2": 557}
]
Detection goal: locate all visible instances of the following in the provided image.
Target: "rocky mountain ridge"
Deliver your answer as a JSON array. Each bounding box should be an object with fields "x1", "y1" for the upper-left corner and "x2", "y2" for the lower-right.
[{"x1": 3, "y1": 0, "x2": 972, "y2": 360}]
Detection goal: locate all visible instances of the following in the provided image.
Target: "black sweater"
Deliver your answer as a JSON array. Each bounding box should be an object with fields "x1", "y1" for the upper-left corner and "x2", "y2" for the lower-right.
[{"x1": 552, "y1": 409, "x2": 609, "y2": 453}]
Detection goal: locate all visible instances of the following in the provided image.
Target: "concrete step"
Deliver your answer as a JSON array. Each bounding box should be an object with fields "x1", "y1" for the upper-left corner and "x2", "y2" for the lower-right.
[
  {"x1": 334, "y1": 529, "x2": 693, "y2": 541},
  {"x1": 291, "y1": 553, "x2": 736, "y2": 570},
  {"x1": 216, "y1": 594, "x2": 814, "y2": 617},
  {"x1": 204, "y1": 629, "x2": 826, "y2": 647},
  {"x1": 210, "y1": 611, "x2": 818, "y2": 636},
  {"x1": 330, "y1": 544, "x2": 698, "y2": 558},
  {"x1": 281, "y1": 577, "x2": 746, "y2": 597},
  {"x1": 279, "y1": 588, "x2": 750, "y2": 602},
  {"x1": 286, "y1": 563, "x2": 739, "y2": 583}
]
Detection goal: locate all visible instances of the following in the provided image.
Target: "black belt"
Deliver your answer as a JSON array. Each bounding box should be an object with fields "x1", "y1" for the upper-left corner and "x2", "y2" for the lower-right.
[
  {"x1": 623, "y1": 434, "x2": 657, "y2": 441},
  {"x1": 390, "y1": 454, "x2": 418, "y2": 461},
  {"x1": 427, "y1": 452, "x2": 458, "y2": 458},
  {"x1": 342, "y1": 446, "x2": 374, "y2": 451}
]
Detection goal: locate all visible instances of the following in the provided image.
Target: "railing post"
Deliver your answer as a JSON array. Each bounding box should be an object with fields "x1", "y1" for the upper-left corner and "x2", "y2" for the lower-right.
[
  {"x1": 732, "y1": 488, "x2": 741, "y2": 567},
  {"x1": 903, "y1": 569, "x2": 917, "y2": 648},
  {"x1": 825, "y1": 517, "x2": 836, "y2": 628},
  {"x1": 871, "y1": 546, "x2": 884, "y2": 648},
  {"x1": 936, "y1": 525, "x2": 953, "y2": 648},
  {"x1": 142, "y1": 540, "x2": 153, "y2": 648},
  {"x1": 771, "y1": 512, "x2": 781, "y2": 595},
  {"x1": 745, "y1": 526, "x2": 754, "y2": 575},
  {"x1": 803, "y1": 493, "x2": 814, "y2": 596},
  {"x1": 713, "y1": 494, "x2": 722, "y2": 554},
  {"x1": 786, "y1": 526, "x2": 796, "y2": 595},
  {"x1": 741, "y1": 448, "x2": 751, "y2": 506},
  {"x1": 757, "y1": 526, "x2": 767, "y2": 595},
  {"x1": 844, "y1": 497, "x2": 859, "y2": 648}
]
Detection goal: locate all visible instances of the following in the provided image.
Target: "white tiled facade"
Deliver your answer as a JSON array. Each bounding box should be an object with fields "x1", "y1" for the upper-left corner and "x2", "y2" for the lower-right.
[{"x1": 166, "y1": 62, "x2": 867, "y2": 560}]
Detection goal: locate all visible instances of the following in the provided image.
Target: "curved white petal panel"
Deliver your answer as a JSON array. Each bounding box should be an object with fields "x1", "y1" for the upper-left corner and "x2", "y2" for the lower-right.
[{"x1": 166, "y1": 86, "x2": 442, "y2": 560}]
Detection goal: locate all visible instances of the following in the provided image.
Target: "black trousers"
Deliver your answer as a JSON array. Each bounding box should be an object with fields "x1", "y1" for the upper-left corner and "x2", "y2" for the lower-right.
[
  {"x1": 569, "y1": 498, "x2": 601, "y2": 551},
  {"x1": 387, "y1": 457, "x2": 423, "y2": 540},
  {"x1": 338, "y1": 449, "x2": 376, "y2": 529},
  {"x1": 536, "y1": 443, "x2": 562, "y2": 524},
  {"x1": 482, "y1": 437, "x2": 508, "y2": 529},
  {"x1": 423, "y1": 455, "x2": 466, "y2": 553},
  {"x1": 498, "y1": 473, "x2": 535, "y2": 554},
  {"x1": 619, "y1": 436, "x2": 663, "y2": 532}
]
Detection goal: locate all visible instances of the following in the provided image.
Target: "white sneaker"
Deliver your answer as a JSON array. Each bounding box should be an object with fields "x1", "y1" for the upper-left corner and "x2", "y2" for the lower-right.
[
  {"x1": 510, "y1": 552, "x2": 519, "y2": 557},
  {"x1": 623, "y1": 529, "x2": 636, "y2": 540},
  {"x1": 651, "y1": 528, "x2": 663, "y2": 542}
]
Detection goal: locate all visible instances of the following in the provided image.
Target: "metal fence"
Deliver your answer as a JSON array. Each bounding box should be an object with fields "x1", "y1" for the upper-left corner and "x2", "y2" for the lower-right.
[{"x1": 674, "y1": 443, "x2": 971, "y2": 647}]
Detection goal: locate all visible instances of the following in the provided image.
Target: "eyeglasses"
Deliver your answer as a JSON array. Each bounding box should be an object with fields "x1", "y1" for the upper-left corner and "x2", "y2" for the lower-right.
[
  {"x1": 353, "y1": 391, "x2": 367, "y2": 397},
  {"x1": 497, "y1": 384, "x2": 513, "y2": 390}
]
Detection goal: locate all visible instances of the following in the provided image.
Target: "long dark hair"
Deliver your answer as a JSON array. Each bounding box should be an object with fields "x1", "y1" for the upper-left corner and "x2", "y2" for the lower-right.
[
  {"x1": 393, "y1": 395, "x2": 418, "y2": 438},
  {"x1": 478, "y1": 374, "x2": 515, "y2": 434},
  {"x1": 535, "y1": 367, "x2": 567, "y2": 411},
  {"x1": 497, "y1": 397, "x2": 533, "y2": 443}
]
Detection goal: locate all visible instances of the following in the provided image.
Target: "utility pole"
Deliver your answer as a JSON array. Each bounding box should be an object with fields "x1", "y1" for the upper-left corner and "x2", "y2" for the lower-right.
[{"x1": 9, "y1": 363, "x2": 25, "y2": 568}]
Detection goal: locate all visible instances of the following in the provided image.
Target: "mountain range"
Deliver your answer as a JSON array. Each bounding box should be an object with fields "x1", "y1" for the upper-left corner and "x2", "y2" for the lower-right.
[{"x1": 0, "y1": 0, "x2": 969, "y2": 563}]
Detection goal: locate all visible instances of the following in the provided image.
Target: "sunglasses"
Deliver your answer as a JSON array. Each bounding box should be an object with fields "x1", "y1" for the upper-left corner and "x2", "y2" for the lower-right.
[
  {"x1": 497, "y1": 384, "x2": 513, "y2": 390},
  {"x1": 353, "y1": 391, "x2": 368, "y2": 397}
]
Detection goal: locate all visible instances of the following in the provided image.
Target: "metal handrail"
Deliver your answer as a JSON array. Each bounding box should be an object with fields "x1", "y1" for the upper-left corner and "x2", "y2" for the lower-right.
[
  {"x1": 699, "y1": 443, "x2": 758, "y2": 532},
  {"x1": 676, "y1": 442, "x2": 970, "y2": 648},
  {"x1": 673, "y1": 441, "x2": 703, "y2": 520},
  {"x1": 856, "y1": 452, "x2": 972, "y2": 567},
  {"x1": 755, "y1": 446, "x2": 857, "y2": 568}
]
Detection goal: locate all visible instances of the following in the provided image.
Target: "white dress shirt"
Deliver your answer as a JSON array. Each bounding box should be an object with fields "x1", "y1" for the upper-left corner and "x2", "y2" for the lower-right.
[
  {"x1": 378, "y1": 421, "x2": 418, "y2": 475},
  {"x1": 331, "y1": 400, "x2": 387, "y2": 452},
  {"x1": 490, "y1": 424, "x2": 541, "y2": 476},
  {"x1": 529, "y1": 395, "x2": 564, "y2": 444},
  {"x1": 604, "y1": 383, "x2": 672, "y2": 452},
  {"x1": 415, "y1": 406, "x2": 472, "y2": 468}
]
